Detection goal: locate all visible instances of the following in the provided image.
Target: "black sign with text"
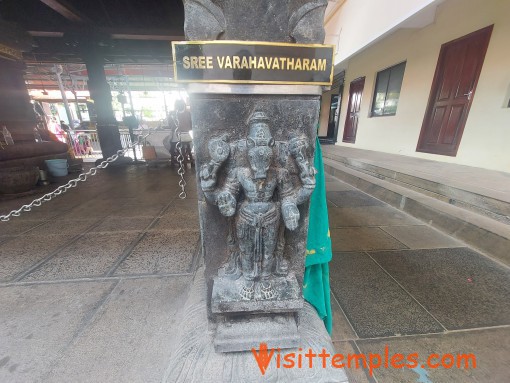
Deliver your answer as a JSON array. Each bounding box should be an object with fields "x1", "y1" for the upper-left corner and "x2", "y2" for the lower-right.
[{"x1": 172, "y1": 41, "x2": 334, "y2": 85}]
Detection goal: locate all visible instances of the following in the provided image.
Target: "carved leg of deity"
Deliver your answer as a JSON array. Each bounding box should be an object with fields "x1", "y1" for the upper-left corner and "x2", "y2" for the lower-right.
[
  {"x1": 220, "y1": 218, "x2": 241, "y2": 280},
  {"x1": 260, "y1": 225, "x2": 279, "y2": 300},
  {"x1": 237, "y1": 229, "x2": 257, "y2": 300},
  {"x1": 274, "y1": 223, "x2": 289, "y2": 276}
]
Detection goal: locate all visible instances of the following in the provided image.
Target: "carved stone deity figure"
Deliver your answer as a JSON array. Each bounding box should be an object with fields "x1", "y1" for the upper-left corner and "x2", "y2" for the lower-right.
[{"x1": 200, "y1": 111, "x2": 316, "y2": 301}]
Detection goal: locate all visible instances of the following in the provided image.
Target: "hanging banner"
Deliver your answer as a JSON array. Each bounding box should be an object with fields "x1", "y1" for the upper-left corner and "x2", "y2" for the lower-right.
[{"x1": 172, "y1": 40, "x2": 334, "y2": 85}]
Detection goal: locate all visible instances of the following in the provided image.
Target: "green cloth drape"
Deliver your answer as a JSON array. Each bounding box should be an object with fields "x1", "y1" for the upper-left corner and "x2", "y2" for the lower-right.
[{"x1": 303, "y1": 138, "x2": 333, "y2": 333}]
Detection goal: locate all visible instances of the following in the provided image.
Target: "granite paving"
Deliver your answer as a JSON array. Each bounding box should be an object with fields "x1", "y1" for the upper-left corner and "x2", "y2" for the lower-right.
[
  {"x1": 329, "y1": 205, "x2": 422, "y2": 228},
  {"x1": 356, "y1": 327, "x2": 510, "y2": 383},
  {"x1": 0, "y1": 281, "x2": 117, "y2": 382},
  {"x1": 43, "y1": 276, "x2": 191, "y2": 383},
  {"x1": 327, "y1": 190, "x2": 385, "y2": 208},
  {"x1": 0, "y1": 234, "x2": 71, "y2": 282},
  {"x1": 325, "y1": 174, "x2": 510, "y2": 383},
  {"x1": 380, "y1": 224, "x2": 463, "y2": 249},
  {"x1": 369, "y1": 247, "x2": 510, "y2": 329},
  {"x1": 0, "y1": 164, "x2": 509, "y2": 382},
  {"x1": 330, "y1": 251, "x2": 444, "y2": 338},
  {"x1": 0, "y1": 166, "x2": 200, "y2": 383},
  {"x1": 113, "y1": 230, "x2": 199, "y2": 276},
  {"x1": 22, "y1": 232, "x2": 141, "y2": 281},
  {"x1": 330, "y1": 227, "x2": 408, "y2": 251}
]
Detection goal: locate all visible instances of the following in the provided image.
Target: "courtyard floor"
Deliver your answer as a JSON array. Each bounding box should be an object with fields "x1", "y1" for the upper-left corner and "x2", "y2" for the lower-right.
[{"x1": 0, "y1": 165, "x2": 508, "y2": 382}]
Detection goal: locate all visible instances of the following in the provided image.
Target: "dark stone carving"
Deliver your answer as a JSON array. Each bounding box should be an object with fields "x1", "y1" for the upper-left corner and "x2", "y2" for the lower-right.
[
  {"x1": 183, "y1": 0, "x2": 328, "y2": 43},
  {"x1": 183, "y1": 0, "x2": 226, "y2": 40},
  {"x1": 289, "y1": 1, "x2": 328, "y2": 43},
  {"x1": 200, "y1": 111, "x2": 316, "y2": 303},
  {"x1": 190, "y1": 96, "x2": 320, "y2": 351}
]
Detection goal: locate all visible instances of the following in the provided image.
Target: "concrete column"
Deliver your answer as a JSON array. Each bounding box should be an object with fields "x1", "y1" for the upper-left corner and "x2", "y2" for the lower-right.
[{"x1": 82, "y1": 48, "x2": 124, "y2": 160}]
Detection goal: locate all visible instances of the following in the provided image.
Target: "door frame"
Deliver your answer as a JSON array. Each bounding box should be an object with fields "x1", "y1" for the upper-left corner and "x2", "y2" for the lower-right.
[
  {"x1": 416, "y1": 25, "x2": 493, "y2": 156},
  {"x1": 342, "y1": 76, "x2": 365, "y2": 144}
]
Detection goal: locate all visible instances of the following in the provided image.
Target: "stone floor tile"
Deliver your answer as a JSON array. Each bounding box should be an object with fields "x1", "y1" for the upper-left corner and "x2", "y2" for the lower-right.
[
  {"x1": 327, "y1": 190, "x2": 385, "y2": 208},
  {"x1": 107, "y1": 204, "x2": 166, "y2": 218},
  {"x1": 333, "y1": 341, "x2": 375, "y2": 383},
  {"x1": 381, "y1": 225, "x2": 464, "y2": 249},
  {"x1": 330, "y1": 252, "x2": 444, "y2": 338},
  {"x1": 329, "y1": 206, "x2": 422, "y2": 228},
  {"x1": 369, "y1": 248, "x2": 510, "y2": 329},
  {"x1": 113, "y1": 231, "x2": 199, "y2": 275},
  {"x1": 356, "y1": 327, "x2": 510, "y2": 383},
  {"x1": 0, "y1": 195, "x2": 74, "y2": 217},
  {"x1": 88, "y1": 217, "x2": 154, "y2": 233},
  {"x1": 326, "y1": 181, "x2": 355, "y2": 192},
  {"x1": 150, "y1": 206, "x2": 200, "y2": 231},
  {"x1": 0, "y1": 235, "x2": 16, "y2": 245},
  {"x1": 22, "y1": 232, "x2": 140, "y2": 281},
  {"x1": 331, "y1": 293, "x2": 358, "y2": 341},
  {"x1": 43, "y1": 276, "x2": 191, "y2": 383},
  {"x1": 28, "y1": 218, "x2": 100, "y2": 236},
  {"x1": 0, "y1": 281, "x2": 116, "y2": 382},
  {"x1": 170, "y1": 197, "x2": 200, "y2": 209},
  {"x1": 0, "y1": 219, "x2": 48, "y2": 236},
  {"x1": 330, "y1": 228, "x2": 408, "y2": 252},
  {"x1": 0, "y1": 205, "x2": 69, "y2": 222},
  {"x1": 63, "y1": 199, "x2": 121, "y2": 215},
  {"x1": 0, "y1": 234, "x2": 70, "y2": 282}
]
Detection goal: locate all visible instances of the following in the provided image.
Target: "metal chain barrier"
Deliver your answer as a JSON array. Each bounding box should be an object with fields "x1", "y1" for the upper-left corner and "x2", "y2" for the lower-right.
[
  {"x1": 171, "y1": 112, "x2": 187, "y2": 199},
  {"x1": 0, "y1": 123, "x2": 187, "y2": 222}
]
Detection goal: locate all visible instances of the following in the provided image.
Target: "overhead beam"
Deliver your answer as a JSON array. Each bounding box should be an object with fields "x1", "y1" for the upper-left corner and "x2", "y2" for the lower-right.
[
  {"x1": 39, "y1": 0, "x2": 91, "y2": 23},
  {"x1": 29, "y1": 28, "x2": 184, "y2": 41},
  {"x1": 110, "y1": 33, "x2": 184, "y2": 41}
]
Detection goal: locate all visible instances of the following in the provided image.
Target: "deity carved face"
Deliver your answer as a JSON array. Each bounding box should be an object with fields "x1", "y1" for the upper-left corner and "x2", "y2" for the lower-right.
[
  {"x1": 247, "y1": 145, "x2": 273, "y2": 179},
  {"x1": 246, "y1": 122, "x2": 274, "y2": 180}
]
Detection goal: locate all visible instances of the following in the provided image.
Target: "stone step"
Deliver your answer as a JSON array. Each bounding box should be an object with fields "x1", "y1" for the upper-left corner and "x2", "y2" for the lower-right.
[
  {"x1": 323, "y1": 158, "x2": 510, "y2": 267},
  {"x1": 322, "y1": 150, "x2": 510, "y2": 225}
]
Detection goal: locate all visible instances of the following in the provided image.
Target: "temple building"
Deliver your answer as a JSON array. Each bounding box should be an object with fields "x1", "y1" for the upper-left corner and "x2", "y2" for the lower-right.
[{"x1": 320, "y1": 0, "x2": 509, "y2": 173}]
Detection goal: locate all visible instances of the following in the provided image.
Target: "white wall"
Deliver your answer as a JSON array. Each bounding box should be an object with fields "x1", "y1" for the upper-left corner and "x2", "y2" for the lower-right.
[
  {"x1": 336, "y1": 0, "x2": 510, "y2": 172},
  {"x1": 325, "y1": 0, "x2": 441, "y2": 66}
]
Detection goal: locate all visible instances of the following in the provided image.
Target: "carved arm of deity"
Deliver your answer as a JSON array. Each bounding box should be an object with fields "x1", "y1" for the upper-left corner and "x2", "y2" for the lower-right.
[
  {"x1": 200, "y1": 135, "x2": 230, "y2": 195},
  {"x1": 278, "y1": 168, "x2": 301, "y2": 231},
  {"x1": 288, "y1": 136, "x2": 317, "y2": 205},
  {"x1": 200, "y1": 135, "x2": 241, "y2": 216}
]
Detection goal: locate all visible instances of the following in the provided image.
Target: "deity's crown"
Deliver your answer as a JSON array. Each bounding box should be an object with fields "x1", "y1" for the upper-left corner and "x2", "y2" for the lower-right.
[
  {"x1": 248, "y1": 111, "x2": 270, "y2": 125},
  {"x1": 247, "y1": 111, "x2": 274, "y2": 147}
]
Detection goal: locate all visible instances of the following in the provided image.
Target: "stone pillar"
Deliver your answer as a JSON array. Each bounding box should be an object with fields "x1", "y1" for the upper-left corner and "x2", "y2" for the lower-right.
[
  {"x1": 0, "y1": 21, "x2": 36, "y2": 134},
  {"x1": 82, "y1": 46, "x2": 125, "y2": 161},
  {"x1": 0, "y1": 58, "x2": 37, "y2": 129},
  {"x1": 165, "y1": 1, "x2": 348, "y2": 382}
]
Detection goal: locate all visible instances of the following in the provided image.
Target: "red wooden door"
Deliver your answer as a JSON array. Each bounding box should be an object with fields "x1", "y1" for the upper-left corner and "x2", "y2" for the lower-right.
[
  {"x1": 417, "y1": 25, "x2": 493, "y2": 156},
  {"x1": 342, "y1": 77, "x2": 365, "y2": 143}
]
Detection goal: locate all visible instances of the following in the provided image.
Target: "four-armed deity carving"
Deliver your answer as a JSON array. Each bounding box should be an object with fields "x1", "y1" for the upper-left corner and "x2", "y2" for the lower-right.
[{"x1": 200, "y1": 111, "x2": 316, "y2": 301}]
